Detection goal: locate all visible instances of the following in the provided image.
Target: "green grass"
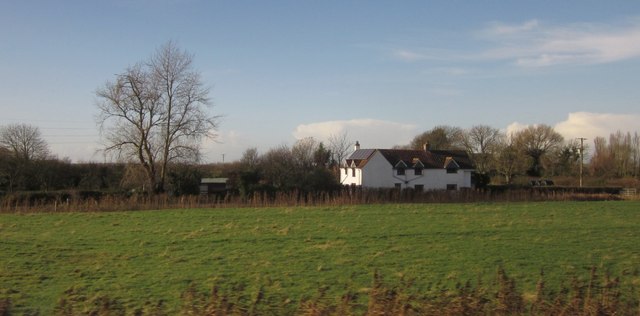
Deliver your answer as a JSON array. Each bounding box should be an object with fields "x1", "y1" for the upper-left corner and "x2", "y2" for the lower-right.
[{"x1": 1, "y1": 201, "x2": 639, "y2": 314}]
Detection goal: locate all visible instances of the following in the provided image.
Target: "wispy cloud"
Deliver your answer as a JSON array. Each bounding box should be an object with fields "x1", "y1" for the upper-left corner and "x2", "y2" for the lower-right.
[
  {"x1": 392, "y1": 49, "x2": 430, "y2": 62},
  {"x1": 479, "y1": 18, "x2": 640, "y2": 67},
  {"x1": 393, "y1": 17, "x2": 640, "y2": 68},
  {"x1": 486, "y1": 19, "x2": 540, "y2": 35}
]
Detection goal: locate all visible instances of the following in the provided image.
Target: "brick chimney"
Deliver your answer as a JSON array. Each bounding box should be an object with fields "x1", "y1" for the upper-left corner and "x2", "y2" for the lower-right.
[{"x1": 354, "y1": 141, "x2": 360, "y2": 151}]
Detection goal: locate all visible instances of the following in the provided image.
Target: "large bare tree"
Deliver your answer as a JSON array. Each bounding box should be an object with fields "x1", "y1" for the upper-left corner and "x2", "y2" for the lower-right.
[
  {"x1": 96, "y1": 41, "x2": 219, "y2": 193},
  {"x1": 0, "y1": 123, "x2": 50, "y2": 191},
  {"x1": 461, "y1": 125, "x2": 503, "y2": 175},
  {"x1": 513, "y1": 124, "x2": 563, "y2": 177},
  {"x1": 0, "y1": 123, "x2": 49, "y2": 161}
]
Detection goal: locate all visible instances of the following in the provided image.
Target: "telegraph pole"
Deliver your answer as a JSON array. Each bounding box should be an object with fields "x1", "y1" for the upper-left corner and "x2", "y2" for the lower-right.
[{"x1": 577, "y1": 137, "x2": 587, "y2": 187}]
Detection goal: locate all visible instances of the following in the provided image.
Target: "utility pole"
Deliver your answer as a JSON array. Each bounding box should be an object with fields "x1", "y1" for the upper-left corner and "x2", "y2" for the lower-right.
[
  {"x1": 222, "y1": 153, "x2": 225, "y2": 163},
  {"x1": 577, "y1": 137, "x2": 587, "y2": 187}
]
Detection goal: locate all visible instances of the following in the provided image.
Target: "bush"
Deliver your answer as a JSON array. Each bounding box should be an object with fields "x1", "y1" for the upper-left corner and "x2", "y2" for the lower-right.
[{"x1": 5, "y1": 267, "x2": 635, "y2": 315}]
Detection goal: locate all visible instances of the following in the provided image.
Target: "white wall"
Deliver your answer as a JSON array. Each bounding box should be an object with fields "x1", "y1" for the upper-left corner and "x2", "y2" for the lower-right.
[
  {"x1": 361, "y1": 152, "x2": 396, "y2": 188},
  {"x1": 340, "y1": 165, "x2": 362, "y2": 185}
]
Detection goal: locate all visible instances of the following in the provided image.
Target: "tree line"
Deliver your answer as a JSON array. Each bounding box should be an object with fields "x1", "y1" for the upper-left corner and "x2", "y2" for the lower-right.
[
  {"x1": 1, "y1": 42, "x2": 638, "y2": 195},
  {"x1": 401, "y1": 124, "x2": 639, "y2": 186},
  {"x1": 1, "y1": 121, "x2": 639, "y2": 195}
]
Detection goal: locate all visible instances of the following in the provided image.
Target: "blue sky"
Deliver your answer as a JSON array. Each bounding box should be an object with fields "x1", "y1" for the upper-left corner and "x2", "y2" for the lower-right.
[{"x1": 2, "y1": 1, "x2": 640, "y2": 162}]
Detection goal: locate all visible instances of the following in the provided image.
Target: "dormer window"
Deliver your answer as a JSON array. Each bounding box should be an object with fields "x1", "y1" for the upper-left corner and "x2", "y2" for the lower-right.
[
  {"x1": 412, "y1": 159, "x2": 424, "y2": 176},
  {"x1": 395, "y1": 161, "x2": 407, "y2": 176},
  {"x1": 444, "y1": 157, "x2": 460, "y2": 174}
]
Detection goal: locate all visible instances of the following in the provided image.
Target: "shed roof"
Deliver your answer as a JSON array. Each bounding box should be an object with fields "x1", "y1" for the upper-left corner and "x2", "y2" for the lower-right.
[{"x1": 201, "y1": 178, "x2": 229, "y2": 184}]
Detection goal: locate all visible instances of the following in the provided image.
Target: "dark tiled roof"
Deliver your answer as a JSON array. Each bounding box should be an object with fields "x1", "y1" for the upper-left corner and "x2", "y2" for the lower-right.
[
  {"x1": 346, "y1": 148, "x2": 474, "y2": 169},
  {"x1": 349, "y1": 149, "x2": 376, "y2": 160},
  {"x1": 346, "y1": 149, "x2": 376, "y2": 168},
  {"x1": 429, "y1": 149, "x2": 474, "y2": 169}
]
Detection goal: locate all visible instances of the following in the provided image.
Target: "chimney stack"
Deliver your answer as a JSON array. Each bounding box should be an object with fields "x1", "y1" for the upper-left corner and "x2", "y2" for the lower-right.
[
  {"x1": 423, "y1": 142, "x2": 430, "y2": 151},
  {"x1": 354, "y1": 141, "x2": 360, "y2": 151}
]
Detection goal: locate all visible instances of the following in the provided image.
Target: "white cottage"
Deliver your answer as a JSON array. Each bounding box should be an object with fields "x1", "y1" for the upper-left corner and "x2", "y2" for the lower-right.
[{"x1": 340, "y1": 142, "x2": 474, "y2": 190}]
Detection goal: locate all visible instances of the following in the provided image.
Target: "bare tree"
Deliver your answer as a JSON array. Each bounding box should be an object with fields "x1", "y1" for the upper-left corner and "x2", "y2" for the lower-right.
[
  {"x1": 327, "y1": 132, "x2": 352, "y2": 167},
  {"x1": 96, "y1": 41, "x2": 219, "y2": 193},
  {"x1": 409, "y1": 125, "x2": 464, "y2": 150},
  {"x1": 632, "y1": 132, "x2": 640, "y2": 177},
  {"x1": 0, "y1": 123, "x2": 50, "y2": 191},
  {"x1": 0, "y1": 123, "x2": 49, "y2": 161},
  {"x1": 589, "y1": 131, "x2": 640, "y2": 178},
  {"x1": 589, "y1": 136, "x2": 613, "y2": 177},
  {"x1": 461, "y1": 125, "x2": 503, "y2": 176},
  {"x1": 609, "y1": 131, "x2": 633, "y2": 177},
  {"x1": 546, "y1": 140, "x2": 581, "y2": 177},
  {"x1": 292, "y1": 137, "x2": 318, "y2": 169},
  {"x1": 513, "y1": 124, "x2": 564, "y2": 177},
  {"x1": 240, "y1": 147, "x2": 260, "y2": 169},
  {"x1": 0, "y1": 146, "x2": 13, "y2": 190},
  {"x1": 494, "y1": 135, "x2": 530, "y2": 184},
  {"x1": 259, "y1": 145, "x2": 295, "y2": 189}
]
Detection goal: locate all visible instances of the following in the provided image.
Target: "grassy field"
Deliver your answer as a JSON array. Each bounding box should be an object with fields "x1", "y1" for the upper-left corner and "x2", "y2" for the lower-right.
[{"x1": 1, "y1": 201, "x2": 639, "y2": 314}]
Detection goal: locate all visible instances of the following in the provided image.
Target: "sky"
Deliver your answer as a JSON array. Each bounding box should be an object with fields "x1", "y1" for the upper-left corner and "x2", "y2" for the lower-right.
[{"x1": 1, "y1": 1, "x2": 640, "y2": 163}]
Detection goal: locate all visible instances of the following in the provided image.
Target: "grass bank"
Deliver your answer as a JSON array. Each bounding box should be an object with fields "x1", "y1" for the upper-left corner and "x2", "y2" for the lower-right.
[{"x1": 1, "y1": 201, "x2": 639, "y2": 314}]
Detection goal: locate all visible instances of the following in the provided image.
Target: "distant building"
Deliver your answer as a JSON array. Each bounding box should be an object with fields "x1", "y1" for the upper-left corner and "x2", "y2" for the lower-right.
[
  {"x1": 340, "y1": 142, "x2": 474, "y2": 190},
  {"x1": 199, "y1": 178, "x2": 230, "y2": 195}
]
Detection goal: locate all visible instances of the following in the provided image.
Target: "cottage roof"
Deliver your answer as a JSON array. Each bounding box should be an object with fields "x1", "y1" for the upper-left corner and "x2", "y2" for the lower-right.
[
  {"x1": 345, "y1": 149, "x2": 375, "y2": 168},
  {"x1": 346, "y1": 148, "x2": 474, "y2": 169}
]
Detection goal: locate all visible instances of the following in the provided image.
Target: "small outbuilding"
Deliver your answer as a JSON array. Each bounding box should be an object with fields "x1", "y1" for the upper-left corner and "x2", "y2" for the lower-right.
[{"x1": 199, "y1": 178, "x2": 230, "y2": 195}]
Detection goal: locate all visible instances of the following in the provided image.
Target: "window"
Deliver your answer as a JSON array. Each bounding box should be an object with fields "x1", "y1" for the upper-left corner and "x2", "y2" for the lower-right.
[
  {"x1": 447, "y1": 168, "x2": 458, "y2": 174},
  {"x1": 397, "y1": 168, "x2": 405, "y2": 175},
  {"x1": 415, "y1": 184, "x2": 424, "y2": 191},
  {"x1": 414, "y1": 168, "x2": 422, "y2": 175},
  {"x1": 446, "y1": 184, "x2": 457, "y2": 190},
  {"x1": 394, "y1": 183, "x2": 402, "y2": 189}
]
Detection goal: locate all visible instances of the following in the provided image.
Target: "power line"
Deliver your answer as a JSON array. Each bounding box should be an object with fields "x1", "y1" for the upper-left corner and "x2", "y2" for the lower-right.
[
  {"x1": 0, "y1": 118, "x2": 90, "y2": 124},
  {"x1": 48, "y1": 141, "x2": 98, "y2": 145},
  {"x1": 40, "y1": 127, "x2": 95, "y2": 130},
  {"x1": 44, "y1": 135, "x2": 99, "y2": 138}
]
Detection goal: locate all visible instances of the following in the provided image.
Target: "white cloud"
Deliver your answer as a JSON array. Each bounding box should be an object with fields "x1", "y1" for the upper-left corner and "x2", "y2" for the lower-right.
[
  {"x1": 503, "y1": 121, "x2": 529, "y2": 137},
  {"x1": 293, "y1": 119, "x2": 418, "y2": 148},
  {"x1": 554, "y1": 112, "x2": 640, "y2": 141},
  {"x1": 50, "y1": 142, "x2": 102, "y2": 163},
  {"x1": 200, "y1": 129, "x2": 251, "y2": 163},
  {"x1": 480, "y1": 18, "x2": 640, "y2": 67},
  {"x1": 504, "y1": 112, "x2": 640, "y2": 143}
]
